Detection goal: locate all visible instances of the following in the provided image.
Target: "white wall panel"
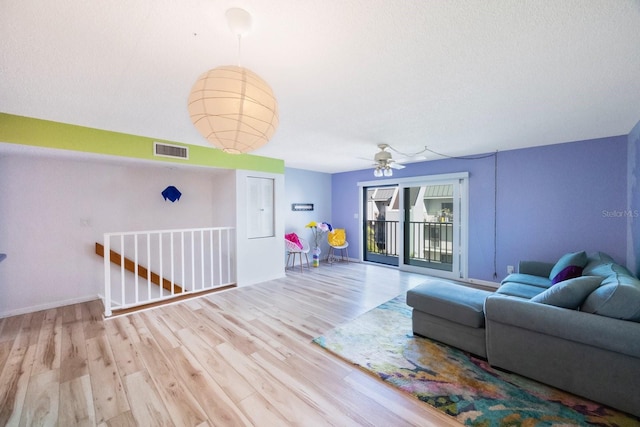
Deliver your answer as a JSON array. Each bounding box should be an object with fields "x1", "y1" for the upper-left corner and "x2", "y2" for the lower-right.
[{"x1": 0, "y1": 154, "x2": 233, "y2": 317}]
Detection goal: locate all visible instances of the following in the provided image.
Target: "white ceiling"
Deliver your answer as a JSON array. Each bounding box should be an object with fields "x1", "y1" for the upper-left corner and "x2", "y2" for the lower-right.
[{"x1": 1, "y1": 1, "x2": 639, "y2": 173}]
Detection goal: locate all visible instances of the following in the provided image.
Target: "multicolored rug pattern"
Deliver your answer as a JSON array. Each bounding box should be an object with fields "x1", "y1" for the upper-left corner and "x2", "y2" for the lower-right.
[{"x1": 313, "y1": 294, "x2": 639, "y2": 426}]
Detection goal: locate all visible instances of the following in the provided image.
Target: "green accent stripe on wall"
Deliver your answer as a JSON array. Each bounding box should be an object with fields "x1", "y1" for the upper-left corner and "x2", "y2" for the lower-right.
[{"x1": 0, "y1": 113, "x2": 284, "y2": 174}]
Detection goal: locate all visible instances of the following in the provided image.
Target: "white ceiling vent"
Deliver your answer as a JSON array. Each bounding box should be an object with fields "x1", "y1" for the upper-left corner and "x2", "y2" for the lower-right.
[{"x1": 154, "y1": 142, "x2": 189, "y2": 160}]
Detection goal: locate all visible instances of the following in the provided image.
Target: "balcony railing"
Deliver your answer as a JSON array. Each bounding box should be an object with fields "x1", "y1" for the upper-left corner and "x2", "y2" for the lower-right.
[
  {"x1": 367, "y1": 220, "x2": 400, "y2": 256},
  {"x1": 407, "y1": 221, "x2": 453, "y2": 265},
  {"x1": 367, "y1": 220, "x2": 453, "y2": 266}
]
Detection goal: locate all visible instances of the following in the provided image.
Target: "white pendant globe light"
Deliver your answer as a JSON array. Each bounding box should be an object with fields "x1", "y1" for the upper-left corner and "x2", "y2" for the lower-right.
[{"x1": 187, "y1": 8, "x2": 279, "y2": 154}]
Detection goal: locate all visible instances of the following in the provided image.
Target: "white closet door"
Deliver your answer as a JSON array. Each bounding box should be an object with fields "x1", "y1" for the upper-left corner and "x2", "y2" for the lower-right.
[{"x1": 246, "y1": 177, "x2": 274, "y2": 239}]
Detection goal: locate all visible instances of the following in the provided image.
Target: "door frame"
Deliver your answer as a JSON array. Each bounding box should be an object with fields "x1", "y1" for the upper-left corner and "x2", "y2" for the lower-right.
[{"x1": 358, "y1": 172, "x2": 468, "y2": 280}]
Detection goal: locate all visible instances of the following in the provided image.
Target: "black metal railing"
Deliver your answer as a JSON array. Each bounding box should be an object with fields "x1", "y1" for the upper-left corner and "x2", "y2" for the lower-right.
[
  {"x1": 366, "y1": 220, "x2": 399, "y2": 256},
  {"x1": 366, "y1": 220, "x2": 453, "y2": 265},
  {"x1": 407, "y1": 221, "x2": 453, "y2": 264}
]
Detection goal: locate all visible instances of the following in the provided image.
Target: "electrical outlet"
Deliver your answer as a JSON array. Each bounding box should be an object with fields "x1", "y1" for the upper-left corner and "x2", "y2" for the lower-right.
[{"x1": 507, "y1": 265, "x2": 514, "y2": 274}]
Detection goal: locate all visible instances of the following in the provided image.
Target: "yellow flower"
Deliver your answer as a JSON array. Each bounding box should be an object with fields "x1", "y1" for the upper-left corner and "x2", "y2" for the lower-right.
[{"x1": 305, "y1": 221, "x2": 318, "y2": 228}]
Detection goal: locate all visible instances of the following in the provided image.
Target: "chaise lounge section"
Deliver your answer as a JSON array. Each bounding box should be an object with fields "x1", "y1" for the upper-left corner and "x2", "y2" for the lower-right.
[
  {"x1": 406, "y1": 251, "x2": 640, "y2": 418},
  {"x1": 406, "y1": 280, "x2": 491, "y2": 358}
]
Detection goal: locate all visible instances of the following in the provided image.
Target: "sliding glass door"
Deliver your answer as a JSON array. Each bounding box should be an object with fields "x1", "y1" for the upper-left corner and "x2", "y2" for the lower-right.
[{"x1": 360, "y1": 173, "x2": 468, "y2": 279}]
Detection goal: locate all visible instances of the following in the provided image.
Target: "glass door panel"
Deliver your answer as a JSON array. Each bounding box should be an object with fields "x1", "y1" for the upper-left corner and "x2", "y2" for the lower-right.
[
  {"x1": 363, "y1": 185, "x2": 399, "y2": 266},
  {"x1": 403, "y1": 184, "x2": 454, "y2": 272}
]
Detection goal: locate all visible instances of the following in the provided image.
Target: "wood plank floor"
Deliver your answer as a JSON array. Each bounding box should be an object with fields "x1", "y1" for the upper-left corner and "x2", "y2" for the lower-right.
[{"x1": 0, "y1": 262, "x2": 461, "y2": 426}]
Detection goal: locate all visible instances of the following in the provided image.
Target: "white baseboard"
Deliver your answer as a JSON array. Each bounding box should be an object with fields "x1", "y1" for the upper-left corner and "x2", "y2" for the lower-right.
[
  {"x1": 0, "y1": 294, "x2": 101, "y2": 319},
  {"x1": 325, "y1": 257, "x2": 360, "y2": 264}
]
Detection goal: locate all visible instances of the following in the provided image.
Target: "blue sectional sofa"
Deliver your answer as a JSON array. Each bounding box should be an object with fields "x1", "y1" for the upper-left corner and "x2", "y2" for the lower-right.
[{"x1": 408, "y1": 251, "x2": 640, "y2": 417}]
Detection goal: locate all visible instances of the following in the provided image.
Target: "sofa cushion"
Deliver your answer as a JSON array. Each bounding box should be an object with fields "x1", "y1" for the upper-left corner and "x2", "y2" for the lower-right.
[
  {"x1": 517, "y1": 261, "x2": 555, "y2": 277},
  {"x1": 581, "y1": 274, "x2": 640, "y2": 322},
  {"x1": 530, "y1": 276, "x2": 603, "y2": 309},
  {"x1": 496, "y1": 282, "x2": 547, "y2": 299},
  {"x1": 501, "y1": 273, "x2": 552, "y2": 289},
  {"x1": 583, "y1": 262, "x2": 633, "y2": 279},
  {"x1": 582, "y1": 251, "x2": 615, "y2": 275},
  {"x1": 549, "y1": 251, "x2": 587, "y2": 284}
]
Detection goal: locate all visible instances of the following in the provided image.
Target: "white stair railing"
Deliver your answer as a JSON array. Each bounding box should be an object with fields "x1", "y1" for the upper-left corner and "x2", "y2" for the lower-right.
[{"x1": 102, "y1": 227, "x2": 235, "y2": 316}]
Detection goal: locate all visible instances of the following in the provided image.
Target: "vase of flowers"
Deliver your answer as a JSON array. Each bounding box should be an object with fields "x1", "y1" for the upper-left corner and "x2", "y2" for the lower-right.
[
  {"x1": 305, "y1": 221, "x2": 332, "y2": 267},
  {"x1": 311, "y1": 246, "x2": 321, "y2": 267}
]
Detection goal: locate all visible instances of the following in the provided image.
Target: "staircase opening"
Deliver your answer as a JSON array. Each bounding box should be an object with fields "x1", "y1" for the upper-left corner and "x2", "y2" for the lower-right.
[{"x1": 98, "y1": 227, "x2": 236, "y2": 317}]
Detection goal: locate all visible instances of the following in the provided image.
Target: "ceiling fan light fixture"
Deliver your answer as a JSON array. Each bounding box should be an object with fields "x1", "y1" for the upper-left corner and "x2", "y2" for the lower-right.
[{"x1": 371, "y1": 143, "x2": 406, "y2": 176}]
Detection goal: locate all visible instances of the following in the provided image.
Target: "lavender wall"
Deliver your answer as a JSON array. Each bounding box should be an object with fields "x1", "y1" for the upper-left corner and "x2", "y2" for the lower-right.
[
  {"x1": 284, "y1": 167, "x2": 332, "y2": 253},
  {"x1": 497, "y1": 137, "x2": 627, "y2": 275},
  {"x1": 629, "y1": 119, "x2": 640, "y2": 276},
  {"x1": 332, "y1": 135, "x2": 628, "y2": 282}
]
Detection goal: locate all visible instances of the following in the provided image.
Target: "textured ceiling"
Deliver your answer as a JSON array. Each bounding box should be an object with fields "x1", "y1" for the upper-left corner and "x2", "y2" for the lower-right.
[{"x1": 1, "y1": 0, "x2": 639, "y2": 173}]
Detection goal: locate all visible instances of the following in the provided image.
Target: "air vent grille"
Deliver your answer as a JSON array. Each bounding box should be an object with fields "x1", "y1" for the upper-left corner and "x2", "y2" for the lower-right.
[{"x1": 154, "y1": 142, "x2": 189, "y2": 159}]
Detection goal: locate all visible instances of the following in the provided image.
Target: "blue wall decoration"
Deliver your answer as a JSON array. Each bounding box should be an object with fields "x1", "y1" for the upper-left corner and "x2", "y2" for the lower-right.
[{"x1": 161, "y1": 186, "x2": 182, "y2": 202}]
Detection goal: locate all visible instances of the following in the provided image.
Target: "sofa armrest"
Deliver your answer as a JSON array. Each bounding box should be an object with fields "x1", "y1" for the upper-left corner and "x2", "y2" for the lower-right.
[
  {"x1": 518, "y1": 261, "x2": 554, "y2": 277},
  {"x1": 485, "y1": 294, "x2": 640, "y2": 358}
]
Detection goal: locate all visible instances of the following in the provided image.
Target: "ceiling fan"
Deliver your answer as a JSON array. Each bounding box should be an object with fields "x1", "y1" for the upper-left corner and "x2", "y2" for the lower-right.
[{"x1": 372, "y1": 144, "x2": 405, "y2": 177}]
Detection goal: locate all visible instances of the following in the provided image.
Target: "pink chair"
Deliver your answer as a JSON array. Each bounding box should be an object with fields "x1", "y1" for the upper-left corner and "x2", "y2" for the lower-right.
[{"x1": 285, "y1": 237, "x2": 310, "y2": 272}]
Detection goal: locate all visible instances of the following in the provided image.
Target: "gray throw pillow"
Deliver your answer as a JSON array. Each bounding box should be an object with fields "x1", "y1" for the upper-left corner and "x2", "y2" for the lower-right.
[
  {"x1": 582, "y1": 251, "x2": 615, "y2": 275},
  {"x1": 581, "y1": 274, "x2": 640, "y2": 321},
  {"x1": 531, "y1": 276, "x2": 603, "y2": 309}
]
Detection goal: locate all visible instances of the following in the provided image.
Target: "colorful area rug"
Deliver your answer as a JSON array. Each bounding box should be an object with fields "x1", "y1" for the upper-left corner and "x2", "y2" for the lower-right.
[{"x1": 313, "y1": 294, "x2": 639, "y2": 426}]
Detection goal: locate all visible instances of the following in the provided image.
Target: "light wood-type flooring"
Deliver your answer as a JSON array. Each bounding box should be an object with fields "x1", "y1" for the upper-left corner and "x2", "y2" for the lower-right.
[{"x1": 0, "y1": 261, "x2": 462, "y2": 426}]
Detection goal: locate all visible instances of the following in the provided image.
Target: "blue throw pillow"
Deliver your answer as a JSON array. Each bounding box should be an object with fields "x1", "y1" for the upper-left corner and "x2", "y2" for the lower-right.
[
  {"x1": 549, "y1": 251, "x2": 587, "y2": 285},
  {"x1": 531, "y1": 276, "x2": 603, "y2": 309}
]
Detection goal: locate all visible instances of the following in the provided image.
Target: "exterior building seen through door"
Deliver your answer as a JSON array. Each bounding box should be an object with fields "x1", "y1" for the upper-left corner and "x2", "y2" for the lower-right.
[
  {"x1": 404, "y1": 184, "x2": 454, "y2": 272},
  {"x1": 363, "y1": 186, "x2": 399, "y2": 266}
]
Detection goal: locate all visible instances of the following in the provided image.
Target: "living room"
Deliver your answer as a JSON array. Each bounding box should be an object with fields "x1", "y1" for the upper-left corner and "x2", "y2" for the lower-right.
[
  {"x1": 1, "y1": 1, "x2": 640, "y2": 425},
  {"x1": 2, "y1": 119, "x2": 638, "y2": 317}
]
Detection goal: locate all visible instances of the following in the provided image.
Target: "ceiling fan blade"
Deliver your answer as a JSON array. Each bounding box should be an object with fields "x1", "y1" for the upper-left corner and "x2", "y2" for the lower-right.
[
  {"x1": 357, "y1": 156, "x2": 376, "y2": 163},
  {"x1": 390, "y1": 162, "x2": 405, "y2": 170},
  {"x1": 395, "y1": 155, "x2": 426, "y2": 164}
]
